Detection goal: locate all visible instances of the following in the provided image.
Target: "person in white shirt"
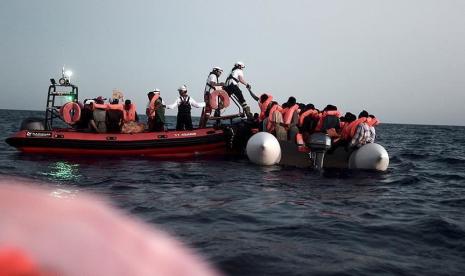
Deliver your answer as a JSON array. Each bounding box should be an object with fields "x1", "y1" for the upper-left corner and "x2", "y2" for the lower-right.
[
  {"x1": 224, "y1": 61, "x2": 253, "y2": 119},
  {"x1": 204, "y1": 67, "x2": 224, "y2": 96},
  {"x1": 166, "y1": 85, "x2": 205, "y2": 130},
  {"x1": 200, "y1": 67, "x2": 224, "y2": 127}
]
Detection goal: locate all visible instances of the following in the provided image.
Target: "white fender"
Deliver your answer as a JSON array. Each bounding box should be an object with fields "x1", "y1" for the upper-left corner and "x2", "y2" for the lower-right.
[
  {"x1": 348, "y1": 143, "x2": 389, "y2": 171},
  {"x1": 246, "y1": 132, "x2": 281, "y2": 166}
]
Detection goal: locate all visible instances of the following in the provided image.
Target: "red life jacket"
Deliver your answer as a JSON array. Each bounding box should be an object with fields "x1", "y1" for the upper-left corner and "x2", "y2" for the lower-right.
[
  {"x1": 342, "y1": 117, "x2": 368, "y2": 140},
  {"x1": 283, "y1": 104, "x2": 299, "y2": 125},
  {"x1": 258, "y1": 94, "x2": 273, "y2": 121},
  {"x1": 148, "y1": 94, "x2": 160, "y2": 119},
  {"x1": 315, "y1": 110, "x2": 341, "y2": 131},
  {"x1": 298, "y1": 109, "x2": 318, "y2": 127},
  {"x1": 123, "y1": 104, "x2": 137, "y2": 122}
]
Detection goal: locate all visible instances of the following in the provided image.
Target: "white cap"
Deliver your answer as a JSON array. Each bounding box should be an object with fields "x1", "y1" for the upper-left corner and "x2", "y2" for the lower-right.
[
  {"x1": 235, "y1": 61, "x2": 245, "y2": 68},
  {"x1": 177, "y1": 85, "x2": 187, "y2": 92},
  {"x1": 153, "y1": 88, "x2": 160, "y2": 94},
  {"x1": 213, "y1": 66, "x2": 223, "y2": 72}
]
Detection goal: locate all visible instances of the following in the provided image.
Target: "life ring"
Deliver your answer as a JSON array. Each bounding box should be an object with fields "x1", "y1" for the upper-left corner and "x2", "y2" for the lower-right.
[
  {"x1": 60, "y1": 102, "x2": 81, "y2": 124},
  {"x1": 209, "y1": 90, "x2": 230, "y2": 109}
]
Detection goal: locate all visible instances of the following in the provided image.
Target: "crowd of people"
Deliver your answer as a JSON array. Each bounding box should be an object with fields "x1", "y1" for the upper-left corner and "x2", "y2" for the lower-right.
[
  {"x1": 72, "y1": 61, "x2": 380, "y2": 150},
  {"x1": 254, "y1": 95, "x2": 380, "y2": 150}
]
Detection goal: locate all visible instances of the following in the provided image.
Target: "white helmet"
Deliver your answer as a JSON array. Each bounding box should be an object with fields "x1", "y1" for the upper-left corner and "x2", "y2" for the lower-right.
[
  {"x1": 153, "y1": 88, "x2": 160, "y2": 94},
  {"x1": 213, "y1": 66, "x2": 223, "y2": 72},
  {"x1": 177, "y1": 85, "x2": 187, "y2": 92},
  {"x1": 235, "y1": 61, "x2": 245, "y2": 68}
]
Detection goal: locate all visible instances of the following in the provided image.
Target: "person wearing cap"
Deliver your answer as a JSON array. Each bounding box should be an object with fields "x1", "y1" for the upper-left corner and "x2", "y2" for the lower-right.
[
  {"x1": 74, "y1": 99, "x2": 94, "y2": 131},
  {"x1": 204, "y1": 67, "x2": 224, "y2": 96},
  {"x1": 224, "y1": 61, "x2": 253, "y2": 119},
  {"x1": 146, "y1": 89, "x2": 166, "y2": 131},
  {"x1": 166, "y1": 85, "x2": 205, "y2": 131},
  {"x1": 200, "y1": 67, "x2": 224, "y2": 127}
]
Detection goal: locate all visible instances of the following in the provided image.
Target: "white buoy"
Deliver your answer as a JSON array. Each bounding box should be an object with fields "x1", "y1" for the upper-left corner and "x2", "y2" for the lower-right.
[
  {"x1": 348, "y1": 143, "x2": 389, "y2": 171},
  {"x1": 246, "y1": 132, "x2": 281, "y2": 166}
]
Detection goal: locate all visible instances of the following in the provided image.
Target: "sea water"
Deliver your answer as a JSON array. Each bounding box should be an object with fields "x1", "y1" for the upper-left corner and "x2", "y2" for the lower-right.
[{"x1": 1, "y1": 109, "x2": 464, "y2": 275}]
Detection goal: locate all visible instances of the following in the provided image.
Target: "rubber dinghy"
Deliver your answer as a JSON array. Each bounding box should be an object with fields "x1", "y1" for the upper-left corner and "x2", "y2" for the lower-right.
[{"x1": 246, "y1": 132, "x2": 389, "y2": 171}]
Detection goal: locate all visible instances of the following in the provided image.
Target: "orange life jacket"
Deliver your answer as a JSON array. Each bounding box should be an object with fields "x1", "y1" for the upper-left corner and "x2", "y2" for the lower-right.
[
  {"x1": 367, "y1": 117, "x2": 380, "y2": 126},
  {"x1": 266, "y1": 104, "x2": 281, "y2": 132},
  {"x1": 342, "y1": 117, "x2": 368, "y2": 140},
  {"x1": 148, "y1": 94, "x2": 160, "y2": 119},
  {"x1": 123, "y1": 104, "x2": 137, "y2": 122},
  {"x1": 315, "y1": 110, "x2": 341, "y2": 131},
  {"x1": 258, "y1": 94, "x2": 273, "y2": 121},
  {"x1": 298, "y1": 109, "x2": 318, "y2": 127},
  {"x1": 283, "y1": 104, "x2": 299, "y2": 125}
]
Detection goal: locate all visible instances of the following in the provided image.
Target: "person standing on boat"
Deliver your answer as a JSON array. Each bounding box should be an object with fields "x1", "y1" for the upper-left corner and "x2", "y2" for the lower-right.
[
  {"x1": 224, "y1": 61, "x2": 253, "y2": 119},
  {"x1": 146, "y1": 89, "x2": 166, "y2": 132},
  {"x1": 166, "y1": 85, "x2": 205, "y2": 131},
  {"x1": 200, "y1": 67, "x2": 224, "y2": 127}
]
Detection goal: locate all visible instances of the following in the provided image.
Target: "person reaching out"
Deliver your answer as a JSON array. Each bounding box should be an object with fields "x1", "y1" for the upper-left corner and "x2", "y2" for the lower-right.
[{"x1": 224, "y1": 61, "x2": 253, "y2": 119}]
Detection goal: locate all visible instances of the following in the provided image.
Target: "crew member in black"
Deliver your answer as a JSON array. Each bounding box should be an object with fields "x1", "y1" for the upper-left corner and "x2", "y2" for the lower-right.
[{"x1": 166, "y1": 85, "x2": 205, "y2": 131}]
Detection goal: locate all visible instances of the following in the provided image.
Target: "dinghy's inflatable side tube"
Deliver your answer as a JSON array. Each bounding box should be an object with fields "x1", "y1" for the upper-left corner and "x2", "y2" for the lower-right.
[
  {"x1": 349, "y1": 143, "x2": 389, "y2": 171},
  {"x1": 246, "y1": 132, "x2": 281, "y2": 166}
]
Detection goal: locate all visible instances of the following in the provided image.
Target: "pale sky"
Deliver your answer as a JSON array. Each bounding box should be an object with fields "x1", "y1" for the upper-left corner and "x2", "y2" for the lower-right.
[{"x1": 1, "y1": 0, "x2": 464, "y2": 125}]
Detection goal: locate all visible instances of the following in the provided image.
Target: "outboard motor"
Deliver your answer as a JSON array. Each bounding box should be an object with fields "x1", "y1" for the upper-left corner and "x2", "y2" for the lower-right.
[
  {"x1": 20, "y1": 117, "x2": 45, "y2": 131},
  {"x1": 308, "y1": 133, "x2": 332, "y2": 170}
]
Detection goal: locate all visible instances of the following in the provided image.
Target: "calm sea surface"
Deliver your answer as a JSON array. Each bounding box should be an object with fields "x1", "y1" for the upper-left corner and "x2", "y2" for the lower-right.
[{"x1": 1, "y1": 109, "x2": 465, "y2": 275}]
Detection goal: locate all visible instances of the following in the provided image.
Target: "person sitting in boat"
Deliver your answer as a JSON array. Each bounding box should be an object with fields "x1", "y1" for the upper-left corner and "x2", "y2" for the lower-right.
[
  {"x1": 123, "y1": 99, "x2": 139, "y2": 123},
  {"x1": 265, "y1": 101, "x2": 286, "y2": 141},
  {"x1": 349, "y1": 110, "x2": 373, "y2": 149},
  {"x1": 316, "y1": 105, "x2": 341, "y2": 132},
  {"x1": 89, "y1": 96, "x2": 107, "y2": 133},
  {"x1": 166, "y1": 85, "x2": 205, "y2": 131},
  {"x1": 224, "y1": 61, "x2": 253, "y2": 119},
  {"x1": 281, "y1": 97, "x2": 300, "y2": 143},
  {"x1": 146, "y1": 89, "x2": 166, "y2": 132},
  {"x1": 75, "y1": 100, "x2": 94, "y2": 131},
  {"x1": 106, "y1": 99, "x2": 124, "y2": 133},
  {"x1": 367, "y1": 114, "x2": 380, "y2": 143},
  {"x1": 325, "y1": 112, "x2": 356, "y2": 153},
  {"x1": 200, "y1": 67, "x2": 224, "y2": 127},
  {"x1": 256, "y1": 93, "x2": 273, "y2": 131},
  {"x1": 297, "y1": 103, "x2": 319, "y2": 144}
]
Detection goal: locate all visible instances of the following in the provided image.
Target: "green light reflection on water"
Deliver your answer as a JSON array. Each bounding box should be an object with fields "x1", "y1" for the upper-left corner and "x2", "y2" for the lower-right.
[{"x1": 42, "y1": 161, "x2": 82, "y2": 182}]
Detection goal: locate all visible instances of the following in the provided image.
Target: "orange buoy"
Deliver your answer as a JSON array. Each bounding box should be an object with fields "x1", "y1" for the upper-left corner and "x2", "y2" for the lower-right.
[
  {"x1": 209, "y1": 90, "x2": 230, "y2": 109},
  {"x1": 60, "y1": 102, "x2": 81, "y2": 124}
]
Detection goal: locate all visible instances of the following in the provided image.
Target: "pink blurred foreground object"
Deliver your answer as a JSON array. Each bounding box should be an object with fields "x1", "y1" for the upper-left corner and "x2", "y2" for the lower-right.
[{"x1": 0, "y1": 178, "x2": 220, "y2": 276}]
